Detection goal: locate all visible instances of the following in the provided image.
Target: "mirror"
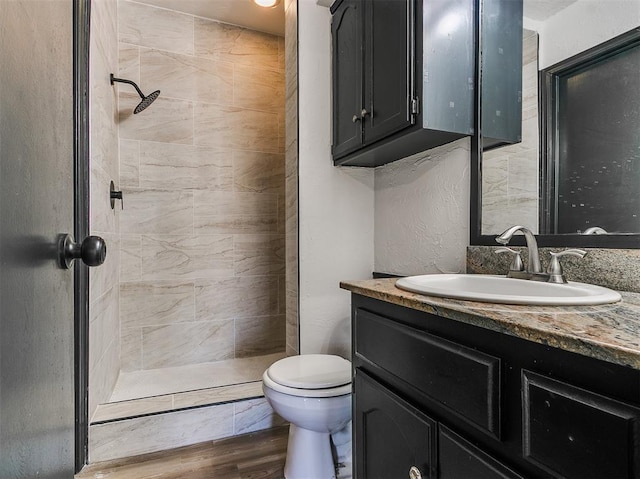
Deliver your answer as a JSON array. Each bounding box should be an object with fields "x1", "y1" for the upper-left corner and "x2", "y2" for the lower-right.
[{"x1": 474, "y1": 0, "x2": 640, "y2": 247}]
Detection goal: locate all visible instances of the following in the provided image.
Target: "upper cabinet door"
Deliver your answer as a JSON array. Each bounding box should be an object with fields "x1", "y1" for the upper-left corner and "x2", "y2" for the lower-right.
[
  {"x1": 422, "y1": 0, "x2": 476, "y2": 136},
  {"x1": 363, "y1": 0, "x2": 414, "y2": 145},
  {"x1": 481, "y1": 0, "x2": 523, "y2": 149},
  {"x1": 331, "y1": 0, "x2": 363, "y2": 159}
]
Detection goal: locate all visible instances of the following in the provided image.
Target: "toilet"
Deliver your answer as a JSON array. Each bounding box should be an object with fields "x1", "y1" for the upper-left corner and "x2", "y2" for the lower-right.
[{"x1": 262, "y1": 354, "x2": 352, "y2": 479}]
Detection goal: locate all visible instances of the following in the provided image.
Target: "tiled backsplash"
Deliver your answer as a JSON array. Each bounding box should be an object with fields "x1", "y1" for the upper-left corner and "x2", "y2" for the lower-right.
[
  {"x1": 468, "y1": 246, "x2": 640, "y2": 293},
  {"x1": 117, "y1": 0, "x2": 286, "y2": 371},
  {"x1": 284, "y1": 0, "x2": 299, "y2": 356}
]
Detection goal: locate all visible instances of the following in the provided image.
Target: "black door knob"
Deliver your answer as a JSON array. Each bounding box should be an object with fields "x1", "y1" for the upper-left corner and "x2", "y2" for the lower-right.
[{"x1": 57, "y1": 234, "x2": 107, "y2": 269}]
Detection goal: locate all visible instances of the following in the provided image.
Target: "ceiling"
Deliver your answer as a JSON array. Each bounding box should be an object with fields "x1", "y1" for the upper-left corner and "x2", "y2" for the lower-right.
[
  {"x1": 523, "y1": 0, "x2": 578, "y2": 21},
  {"x1": 136, "y1": 0, "x2": 286, "y2": 36},
  {"x1": 137, "y1": 0, "x2": 578, "y2": 41}
]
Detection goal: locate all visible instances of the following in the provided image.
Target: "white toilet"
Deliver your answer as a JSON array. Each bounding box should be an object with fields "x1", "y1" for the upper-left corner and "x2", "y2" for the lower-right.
[{"x1": 262, "y1": 354, "x2": 352, "y2": 479}]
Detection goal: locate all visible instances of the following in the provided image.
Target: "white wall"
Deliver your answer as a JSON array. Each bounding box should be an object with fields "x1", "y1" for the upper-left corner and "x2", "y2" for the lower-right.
[
  {"x1": 374, "y1": 140, "x2": 470, "y2": 276},
  {"x1": 298, "y1": 0, "x2": 375, "y2": 358},
  {"x1": 298, "y1": 1, "x2": 474, "y2": 355},
  {"x1": 538, "y1": 0, "x2": 640, "y2": 69}
]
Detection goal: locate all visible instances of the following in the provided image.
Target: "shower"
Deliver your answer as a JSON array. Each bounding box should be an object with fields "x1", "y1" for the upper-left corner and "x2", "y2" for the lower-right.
[
  {"x1": 86, "y1": 2, "x2": 289, "y2": 462},
  {"x1": 110, "y1": 73, "x2": 160, "y2": 114}
]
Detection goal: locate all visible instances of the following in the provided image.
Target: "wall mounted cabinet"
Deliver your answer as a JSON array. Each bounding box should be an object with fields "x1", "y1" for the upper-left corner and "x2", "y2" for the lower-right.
[
  {"x1": 331, "y1": 0, "x2": 416, "y2": 162},
  {"x1": 331, "y1": 0, "x2": 475, "y2": 167},
  {"x1": 331, "y1": 0, "x2": 523, "y2": 167}
]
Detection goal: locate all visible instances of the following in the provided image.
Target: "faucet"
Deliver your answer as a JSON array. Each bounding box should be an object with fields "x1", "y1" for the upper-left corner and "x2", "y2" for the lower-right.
[
  {"x1": 496, "y1": 225, "x2": 542, "y2": 274},
  {"x1": 583, "y1": 226, "x2": 608, "y2": 235},
  {"x1": 495, "y1": 225, "x2": 587, "y2": 283}
]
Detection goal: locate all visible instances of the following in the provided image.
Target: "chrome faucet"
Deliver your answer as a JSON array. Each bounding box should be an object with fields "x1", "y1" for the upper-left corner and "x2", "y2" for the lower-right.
[
  {"x1": 495, "y1": 225, "x2": 587, "y2": 283},
  {"x1": 496, "y1": 225, "x2": 542, "y2": 275}
]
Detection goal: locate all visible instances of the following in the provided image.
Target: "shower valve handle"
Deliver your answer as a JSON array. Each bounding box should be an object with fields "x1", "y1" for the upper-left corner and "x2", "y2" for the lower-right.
[
  {"x1": 110, "y1": 180, "x2": 123, "y2": 210},
  {"x1": 110, "y1": 190, "x2": 123, "y2": 209}
]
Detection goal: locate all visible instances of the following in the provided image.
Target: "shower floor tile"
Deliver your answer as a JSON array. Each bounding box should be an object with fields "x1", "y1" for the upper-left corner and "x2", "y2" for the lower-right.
[
  {"x1": 109, "y1": 352, "x2": 285, "y2": 403},
  {"x1": 93, "y1": 353, "x2": 286, "y2": 424}
]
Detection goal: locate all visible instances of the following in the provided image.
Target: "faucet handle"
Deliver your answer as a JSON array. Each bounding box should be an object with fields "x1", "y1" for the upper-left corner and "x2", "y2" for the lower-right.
[
  {"x1": 495, "y1": 247, "x2": 524, "y2": 272},
  {"x1": 547, "y1": 249, "x2": 587, "y2": 283}
]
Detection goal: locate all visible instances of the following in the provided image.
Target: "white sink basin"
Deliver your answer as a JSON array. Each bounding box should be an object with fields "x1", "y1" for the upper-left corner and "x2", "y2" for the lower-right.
[{"x1": 395, "y1": 274, "x2": 621, "y2": 306}]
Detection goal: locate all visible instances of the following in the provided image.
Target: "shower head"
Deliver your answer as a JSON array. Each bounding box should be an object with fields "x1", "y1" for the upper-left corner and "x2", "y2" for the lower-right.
[
  {"x1": 110, "y1": 73, "x2": 160, "y2": 114},
  {"x1": 134, "y1": 89, "x2": 161, "y2": 114}
]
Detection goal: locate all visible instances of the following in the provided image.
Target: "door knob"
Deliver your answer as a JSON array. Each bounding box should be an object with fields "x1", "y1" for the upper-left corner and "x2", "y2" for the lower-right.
[{"x1": 57, "y1": 234, "x2": 107, "y2": 269}]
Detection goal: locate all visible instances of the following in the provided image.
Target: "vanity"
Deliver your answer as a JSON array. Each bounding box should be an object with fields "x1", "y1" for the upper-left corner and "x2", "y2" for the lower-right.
[
  {"x1": 341, "y1": 278, "x2": 640, "y2": 479},
  {"x1": 331, "y1": 0, "x2": 640, "y2": 475}
]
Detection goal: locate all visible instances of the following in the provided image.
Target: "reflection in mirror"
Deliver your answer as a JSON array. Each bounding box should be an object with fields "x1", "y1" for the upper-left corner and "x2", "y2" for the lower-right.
[
  {"x1": 477, "y1": 0, "x2": 640, "y2": 246},
  {"x1": 482, "y1": 28, "x2": 539, "y2": 234},
  {"x1": 542, "y1": 33, "x2": 640, "y2": 235}
]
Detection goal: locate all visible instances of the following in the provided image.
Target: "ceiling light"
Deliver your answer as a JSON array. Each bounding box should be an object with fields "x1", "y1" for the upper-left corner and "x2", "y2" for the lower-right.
[{"x1": 254, "y1": 0, "x2": 279, "y2": 7}]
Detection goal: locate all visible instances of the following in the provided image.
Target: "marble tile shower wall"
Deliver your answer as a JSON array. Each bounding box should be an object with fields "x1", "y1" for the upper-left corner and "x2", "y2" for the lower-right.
[
  {"x1": 482, "y1": 29, "x2": 539, "y2": 234},
  {"x1": 117, "y1": 1, "x2": 286, "y2": 372},
  {"x1": 284, "y1": 0, "x2": 299, "y2": 356},
  {"x1": 89, "y1": 0, "x2": 120, "y2": 418}
]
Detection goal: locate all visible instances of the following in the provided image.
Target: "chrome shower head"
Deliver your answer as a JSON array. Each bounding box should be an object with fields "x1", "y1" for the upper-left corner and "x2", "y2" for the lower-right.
[{"x1": 110, "y1": 73, "x2": 160, "y2": 114}]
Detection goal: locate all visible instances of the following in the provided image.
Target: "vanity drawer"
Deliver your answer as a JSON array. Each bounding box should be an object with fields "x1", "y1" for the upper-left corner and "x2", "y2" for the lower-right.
[
  {"x1": 439, "y1": 425, "x2": 524, "y2": 479},
  {"x1": 354, "y1": 308, "x2": 501, "y2": 437},
  {"x1": 522, "y1": 370, "x2": 640, "y2": 479}
]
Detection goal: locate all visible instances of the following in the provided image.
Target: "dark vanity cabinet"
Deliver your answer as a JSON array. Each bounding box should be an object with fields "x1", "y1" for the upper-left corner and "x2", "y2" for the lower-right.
[
  {"x1": 331, "y1": 0, "x2": 477, "y2": 167},
  {"x1": 351, "y1": 295, "x2": 640, "y2": 478}
]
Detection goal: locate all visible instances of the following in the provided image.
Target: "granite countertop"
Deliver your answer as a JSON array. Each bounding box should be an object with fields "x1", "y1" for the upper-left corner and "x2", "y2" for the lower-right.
[{"x1": 340, "y1": 278, "x2": 640, "y2": 370}]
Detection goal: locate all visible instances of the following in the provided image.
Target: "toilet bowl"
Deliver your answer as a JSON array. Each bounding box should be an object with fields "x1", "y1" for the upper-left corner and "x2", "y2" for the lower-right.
[{"x1": 262, "y1": 354, "x2": 352, "y2": 479}]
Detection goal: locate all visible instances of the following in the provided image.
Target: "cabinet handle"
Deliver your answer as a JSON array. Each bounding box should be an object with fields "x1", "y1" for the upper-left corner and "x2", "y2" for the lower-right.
[
  {"x1": 409, "y1": 466, "x2": 422, "y2": 479},
  {"x1": 361, "y1": 108, "x2": 370, "y2": 119},
  {"x1": 352, "y1": 114, "x2": 360, "y2": 123}
]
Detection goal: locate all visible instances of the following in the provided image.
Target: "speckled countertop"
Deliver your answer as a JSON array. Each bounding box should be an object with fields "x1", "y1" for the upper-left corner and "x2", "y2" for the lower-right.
[{"x1": 340, "y1": 278, "x2": 640, "y2": 370}]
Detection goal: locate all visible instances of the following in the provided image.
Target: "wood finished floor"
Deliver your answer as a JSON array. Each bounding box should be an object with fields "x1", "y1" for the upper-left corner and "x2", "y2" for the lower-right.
[{"x1": 76, "y1": 426, "x2": 288, "y2": 479}]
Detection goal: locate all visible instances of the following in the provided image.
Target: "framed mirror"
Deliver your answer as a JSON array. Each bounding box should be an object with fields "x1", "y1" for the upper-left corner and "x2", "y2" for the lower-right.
[{"x1": 471, "y1": 0, "x2": 640, "y2": 248}]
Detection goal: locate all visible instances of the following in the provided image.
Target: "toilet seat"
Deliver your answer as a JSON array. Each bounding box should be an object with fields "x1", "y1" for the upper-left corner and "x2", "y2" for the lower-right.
[{"x1": 263, "y1": 354, "x2": 352, "y2": 398}]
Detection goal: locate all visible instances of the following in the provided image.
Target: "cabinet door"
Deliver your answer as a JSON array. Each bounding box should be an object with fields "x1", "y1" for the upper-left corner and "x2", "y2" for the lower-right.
[
  {"x1": 355, "y1": 371, "x2": 435, "y2": 479},
  {"x1": 331, "y1": 0, "x2": 363, "y2": 159},
  {"x1": 522, "y1": 370, "x2": 640, "y2": 479},
  {"x1": 481, "y1": 0, "x2": 523, "y2": 148},
  {"x1": 439, "y1": 425, "x2": 525, "y2": 479},
  {"x1": 363, "y1": 0, "x2": 414, "y2": 145}
]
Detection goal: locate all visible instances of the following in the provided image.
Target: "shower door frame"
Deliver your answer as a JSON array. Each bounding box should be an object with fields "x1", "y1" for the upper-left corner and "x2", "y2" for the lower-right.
[{"x1": 73, "y1": 0, "x2": 91, "y2": 472}]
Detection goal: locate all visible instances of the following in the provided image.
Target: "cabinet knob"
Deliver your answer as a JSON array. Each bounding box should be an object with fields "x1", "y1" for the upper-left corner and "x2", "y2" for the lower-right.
[
  {"x1": 352, "y1": 114, "x2": 360, "y2": 123},
  {"x1": 361, "y1": 108, "x2": 370, "y2": 119},
  {"x1": 409, "y1": 466, "x2": 422, "y2": 479}
]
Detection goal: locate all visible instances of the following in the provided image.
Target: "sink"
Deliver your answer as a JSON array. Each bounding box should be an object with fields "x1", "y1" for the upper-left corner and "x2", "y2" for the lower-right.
[{"x1": 395, "y1": 274, "x2": 622, "y2": 306}]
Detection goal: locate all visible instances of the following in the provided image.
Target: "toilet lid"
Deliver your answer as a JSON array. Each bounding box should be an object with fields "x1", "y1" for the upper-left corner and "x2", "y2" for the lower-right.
[{"x1": 267, "y1": 354, "x2": 351, "y2": 389}]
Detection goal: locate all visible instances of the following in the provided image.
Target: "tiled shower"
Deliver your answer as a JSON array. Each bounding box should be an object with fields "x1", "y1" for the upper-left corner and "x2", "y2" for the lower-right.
[{"x1": 88, "y1": 0, "x2": 296, "y2": 462}]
